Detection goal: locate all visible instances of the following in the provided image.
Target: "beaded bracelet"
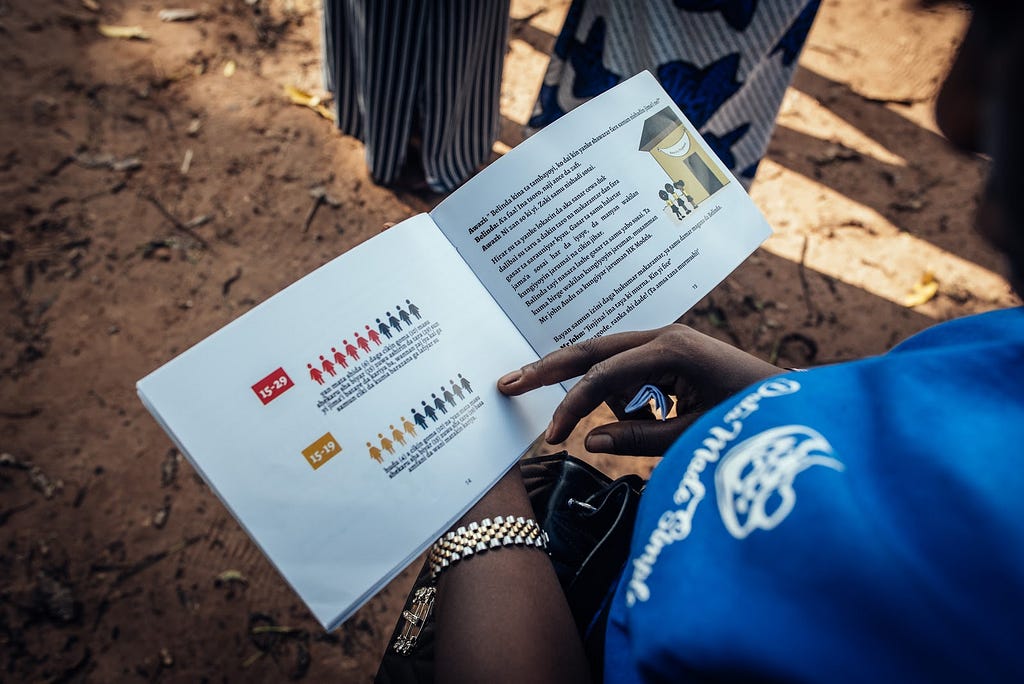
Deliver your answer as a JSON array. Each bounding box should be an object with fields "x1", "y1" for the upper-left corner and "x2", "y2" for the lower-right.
[{"x1": 428, "y1": 515, "x2": 549, "y2": 580}]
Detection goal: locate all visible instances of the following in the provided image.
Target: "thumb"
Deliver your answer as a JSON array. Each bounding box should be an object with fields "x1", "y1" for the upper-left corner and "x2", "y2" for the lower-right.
[{"x1": 585, "y1": 414, "x2": 702, "y2": 457}]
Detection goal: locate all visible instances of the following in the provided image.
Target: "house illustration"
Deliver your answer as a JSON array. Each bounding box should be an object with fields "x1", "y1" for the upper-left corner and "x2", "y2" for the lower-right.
[{"x1": 638, "y1": 106, "x2": 729, "y2": 208}]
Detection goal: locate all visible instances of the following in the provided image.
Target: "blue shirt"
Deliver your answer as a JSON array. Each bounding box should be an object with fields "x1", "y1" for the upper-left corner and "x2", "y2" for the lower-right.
[{"x1": 605, "y1": 308, "x2": 1024, "y2": 682}]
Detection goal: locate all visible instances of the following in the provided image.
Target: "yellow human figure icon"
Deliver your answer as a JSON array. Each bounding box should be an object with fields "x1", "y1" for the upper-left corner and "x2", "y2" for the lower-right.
[
  {"x1": 367, "y1": 441, "x2": 383, "y2": 463},
  {"x1": 379, "y1": 432, "x2": 395, "y2": 455},
  {"x1": 390, "y1": 424, "x2": 406, "y2": 447},
  {"x1": 401, "y1": 415, "x2": 417, "y2": 437}
]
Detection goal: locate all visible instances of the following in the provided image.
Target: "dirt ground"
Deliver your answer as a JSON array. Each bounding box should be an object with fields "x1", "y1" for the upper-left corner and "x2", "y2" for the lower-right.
[{"x1": 0, "y1": 0, "x2": 1018, "y2": 681}]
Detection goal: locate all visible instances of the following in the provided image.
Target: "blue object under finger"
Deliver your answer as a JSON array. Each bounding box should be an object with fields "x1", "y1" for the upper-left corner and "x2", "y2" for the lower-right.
[{"x1": 624, "y1": 384, "x2": 668, "y2": 421}]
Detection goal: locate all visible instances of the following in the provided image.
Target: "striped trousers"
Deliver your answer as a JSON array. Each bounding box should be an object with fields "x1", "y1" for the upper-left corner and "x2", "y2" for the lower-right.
[{"x1": 322, "y1": 0, "x2": 510, "y2": 193}]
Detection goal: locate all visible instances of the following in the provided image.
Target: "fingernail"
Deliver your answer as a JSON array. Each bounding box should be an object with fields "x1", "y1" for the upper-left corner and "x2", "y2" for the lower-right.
[
  {"x1": 586, "y1": 433, "x2": 613, "y2": 452},
  {"x1": 499, "y1": 371, "x2": 521, "y2": 386},
  {"x1": 544, "y1": 421, "x2": 555, "y2": 442}
]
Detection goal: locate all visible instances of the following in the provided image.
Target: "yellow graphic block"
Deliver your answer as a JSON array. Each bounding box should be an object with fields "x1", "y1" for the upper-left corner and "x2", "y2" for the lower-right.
[{"x1": 302, "y1": 432, "x2": 341, "y2": 470}]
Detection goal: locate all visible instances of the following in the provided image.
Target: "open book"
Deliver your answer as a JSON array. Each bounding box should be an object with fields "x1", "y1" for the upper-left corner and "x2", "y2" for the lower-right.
[{"x1": 137, "y1": 71, "x2": 771, "y2": 630}]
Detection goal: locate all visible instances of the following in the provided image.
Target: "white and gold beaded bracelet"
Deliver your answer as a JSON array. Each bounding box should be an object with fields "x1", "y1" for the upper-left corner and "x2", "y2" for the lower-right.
[{"x1": 427, "y1": 515, "x2": 549, "y2": 580}]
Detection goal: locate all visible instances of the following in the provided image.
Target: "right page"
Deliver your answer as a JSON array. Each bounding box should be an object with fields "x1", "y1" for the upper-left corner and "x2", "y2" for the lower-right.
[{"x1": 431, "y1": 71, "x2": 771, "y2": 358}]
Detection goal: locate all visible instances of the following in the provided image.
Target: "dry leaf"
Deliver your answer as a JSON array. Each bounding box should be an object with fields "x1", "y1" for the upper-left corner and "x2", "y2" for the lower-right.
[
  {"x1": 158, "y1": 8, "x2": 200, "y2": 22},
  {"x1": 222, "y1": 60, "x2": 236, "y2": 77},
  {"x1": 904, "y1": 271, "x2": 939, "y2": 307},
  {"x1": 283, "y1": 84, "x2": 335, "y2": 122},
  {"x1": 98, "y1": 24, "x2": 150, "y2": 40},
  {"x1": 215, "y1": 569, "x2": 248, "y2": 585}
]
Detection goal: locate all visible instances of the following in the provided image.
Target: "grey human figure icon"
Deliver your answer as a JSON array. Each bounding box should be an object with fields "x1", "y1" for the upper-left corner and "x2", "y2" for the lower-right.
[
  {"x1": 377, "y1": 317, "x2": 392, "y2": 340},
  {"x1": 397, "y1": 305, "x2": 412, "y2": 326},
  {"x1": 422, "y1": 400, "x2": 438, "y2": 422},
  {"x1": 432, "y1": 393, "x2": 447, "y2": 415},
  {"x1": 442, "y1": 385, "x2": 456, "y2": 407},
  {"x1": 458, "y1": 373, "x2": 473, "y2": 393},
  {"x1": 450, "y1": 379, "x2": 464, "y2": 401},
  {"x1": 406, "y1": 299, "x2": 421, "y2": 319},
  {"x1": 387, "y1": 311, "x2": 402, "y2": 333}
]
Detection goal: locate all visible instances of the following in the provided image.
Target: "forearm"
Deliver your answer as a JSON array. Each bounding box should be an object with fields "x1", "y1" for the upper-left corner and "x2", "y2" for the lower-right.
[{"x1": 434, "y1": 467, "x2": 590, "y2": 684}]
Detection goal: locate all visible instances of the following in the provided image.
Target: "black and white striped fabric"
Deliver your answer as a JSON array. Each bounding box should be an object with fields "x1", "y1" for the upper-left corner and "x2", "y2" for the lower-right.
[
  {"x1": 528, "y1": 0, "x2": 821, "y2": 188},
  {"x1": 322, "y1": 0, "x2": 510, "y2": 193}
]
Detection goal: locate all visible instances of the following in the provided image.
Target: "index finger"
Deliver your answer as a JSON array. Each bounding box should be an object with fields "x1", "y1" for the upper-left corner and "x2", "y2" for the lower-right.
[{"x1": 497, "y1": 329, "x2": 662, "y2": 396}]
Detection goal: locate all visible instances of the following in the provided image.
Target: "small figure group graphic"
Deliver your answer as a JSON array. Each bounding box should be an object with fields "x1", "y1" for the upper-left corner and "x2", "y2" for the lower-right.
[
  {"x1": 307, "y1": 299, "x2": 422, "y2": 385},
  {"x1": 657, "y1": 180, "x2": 696, "y2": 221},
  {"x1": 375, "y1": 299, "x2": 421, "y2": 341},
  {"x1": 367, "y1": 374, "x2": 474, "y2": 463},
  {"x1": 366, "y1": 414, "x2": 419, "y2": 463}
]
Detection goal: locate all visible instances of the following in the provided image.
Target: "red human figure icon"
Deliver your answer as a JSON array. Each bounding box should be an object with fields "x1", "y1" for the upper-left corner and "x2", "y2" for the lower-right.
[
  {"x1": 308, "y1": 363, "x2": 325, "y2": 385},
  {"x1": 343, "y1": 339, "x2": 360, "y2": 360},
  {"x1": 390, "y1": 424, "x2": 406, "y2": 447},
  {"x1": 331, "y1": 347, "x2": 349, "y2": 369},
  {"x1": 366, "y1": 325, "x2": 382, "y2": 346},
  {"x1": 355, "y1": 331, "x2": 371, "y2": 354},
  {"x1": 320, "y1": 355, "x2": 336, "y2": 377},
  {"x1": 367, "y1": 441, "x2": 383, "y2": 463}
]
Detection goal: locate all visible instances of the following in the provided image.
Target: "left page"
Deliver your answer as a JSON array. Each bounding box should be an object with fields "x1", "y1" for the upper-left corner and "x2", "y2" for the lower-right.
[{"x1": 136, "y1": 215, "x2": 563, "y2": 630}]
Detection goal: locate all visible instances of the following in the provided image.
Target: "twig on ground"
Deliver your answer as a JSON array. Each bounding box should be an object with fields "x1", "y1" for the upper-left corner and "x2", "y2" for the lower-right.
[{"x1": 141, "y1": 193, "x2": 212, "y2": 250}]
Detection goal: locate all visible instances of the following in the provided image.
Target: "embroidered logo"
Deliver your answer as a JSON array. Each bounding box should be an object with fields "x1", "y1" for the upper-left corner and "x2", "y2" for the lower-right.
[{"x1": 715, "y1": 425, "x2": 842, "y2": 539}]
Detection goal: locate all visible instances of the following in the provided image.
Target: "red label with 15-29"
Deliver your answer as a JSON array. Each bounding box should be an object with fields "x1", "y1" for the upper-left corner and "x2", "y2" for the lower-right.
[{"x1": 252, "y1": 367, "x2": 294, "y2": 405}]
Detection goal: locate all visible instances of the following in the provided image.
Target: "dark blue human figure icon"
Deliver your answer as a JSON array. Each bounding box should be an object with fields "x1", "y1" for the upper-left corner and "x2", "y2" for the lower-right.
[
  {"x1": 387, "y1": 311, "x2": 402, "y2": 333},
  {"x1": 660, "y1": 189, "x2": 683, "y2": 220},
  {"x1": 406, "y1": 299, "x2": 421, "y2": 320},
  {"x1": 402, "y1": 415, "x2": 417, "y2": 437},
  {"x1": 331, "y1": 346, "x2": 349, "y2": 369},
  {"x1": 432, "y1": 393, "x2": 447, "y2": 415},
  {"x1": 320, "y1": 355, "x2": 336, "y2": 377},
  {"x1": 397, "y1": 305, "x2": 412, "y2": 326},
  {"x1": 450, "y1": 379, "x2": 465, "y2": 401},
  {"x1": 379, "y1": 432, "x2": 395, "y2": 455},
  {"x1": 308, "y1": 363, "x2": 325, "y2": 385},
  {"x1": 366, "y1": 325, "x2": 382, "y2": 346},
  {"x1": 391, "y1": 424, "x2": 406, "y2": 447},
  {"x1": 343, "y1": 338, "x2": 360, "y2": 360},
  {"x1": 355, "y1": 331, "x2": 371, "y2": 354},
  {"x1": 422, "y1": 400, "x2": 438, "y2": 422},
  {"x1": 377, "y1": 318, "x2": 392, "y2": 340},
  {"x1": 442, "y1": 385, "x2": 456, "y2": 407},
  {"x1": 458, "y1": 373, "x2": 473, "y2": 394},
  {"x1": 411, "y1": 409, "x2": 428, "y2": 431}
]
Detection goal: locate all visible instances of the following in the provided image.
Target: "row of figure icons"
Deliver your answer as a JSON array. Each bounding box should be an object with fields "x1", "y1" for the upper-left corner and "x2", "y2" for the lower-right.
[
  {"x1": 658, "y1": 180, "x2": 697, "y2": 221},
  {"x1": 367, "y1": 375, "x2": 474, "y2": 463},
  {"x1": 306, "y1": 299, "x2": 423, "y2": 384}
]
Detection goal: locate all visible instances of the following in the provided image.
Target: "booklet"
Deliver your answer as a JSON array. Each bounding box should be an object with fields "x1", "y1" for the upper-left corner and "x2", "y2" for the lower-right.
[{"x1": 137, "y1": 71, "x2": 772, "y2": 630}]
